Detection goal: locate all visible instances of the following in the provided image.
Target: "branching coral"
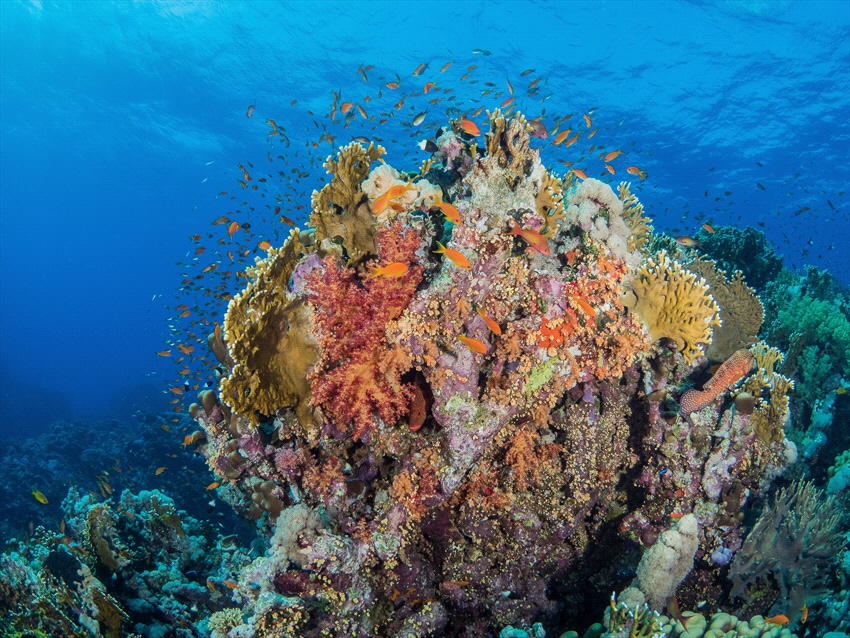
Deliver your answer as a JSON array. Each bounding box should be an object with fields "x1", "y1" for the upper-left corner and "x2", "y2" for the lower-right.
[
  {"x1": 730, "y1": 480, "x2": 845, "y2": 623},
  {"x1": 618, "y1": 181, "x2": 653, "y2": 254},
  {"x1": 741, "y1": 344, "x2": 795, "y2": 443},
  {"x1": 621, "y1": 250, "x2": 722, "y2": 364},
  {"x1": 536, "y1": 172, "x2": 566, "y2": 238}
]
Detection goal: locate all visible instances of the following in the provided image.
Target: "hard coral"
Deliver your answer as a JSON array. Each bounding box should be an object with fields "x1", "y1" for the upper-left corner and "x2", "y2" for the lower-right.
[
  {"x1": 309, "y1": 141, "x2": 385, "y2": 262},
  {"x1": 689, "y1": 259, "x2": 764, "y2": 361},
  {"x1": 622, "y1": 250, "x2": 722, "y2": 364},
  {"x1": 218, "y1": 230, "x2": 320, "y2": 428}
]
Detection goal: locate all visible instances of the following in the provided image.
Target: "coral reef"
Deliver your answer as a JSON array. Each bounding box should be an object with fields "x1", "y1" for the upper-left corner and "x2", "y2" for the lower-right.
[
  {"x1": 167, "y1": 111, "x2": 814, "y2": 636},
  {"x1": 10, "y1": 110, "x2": 842, "y2": 636}
]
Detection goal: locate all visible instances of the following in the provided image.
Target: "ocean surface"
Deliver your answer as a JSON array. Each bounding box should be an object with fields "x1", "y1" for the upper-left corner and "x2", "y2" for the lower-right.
[{"x1": 0, "y1": 1, "x2": 848, "y2": 636}]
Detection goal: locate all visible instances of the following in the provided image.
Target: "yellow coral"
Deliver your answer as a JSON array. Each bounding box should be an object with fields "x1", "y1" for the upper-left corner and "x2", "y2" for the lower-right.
[
  {"x1": 218, "y1": 230, "x2": 320, "y2": 429},
  {"x1": 617, "y1": 182, "x2": 653, "y2": 252},
  {"x1": 537, "y1": 172, "x2": 566, "y2": 238},
  {"x1": 309, "y1": 141, "x2": 385, "y2": 262},
  {"x1": 482, "y1": 109, "x2": 536, "y2": 180},
  {"x1": 621, "y1": 251, "x2": 721, "y2": 364},
  {"x1": 689, "y1": 259, "x2": 764, "y2": 361},
  {"x1": 742, "y1": 343, "x2": 794, "y2": 443}
]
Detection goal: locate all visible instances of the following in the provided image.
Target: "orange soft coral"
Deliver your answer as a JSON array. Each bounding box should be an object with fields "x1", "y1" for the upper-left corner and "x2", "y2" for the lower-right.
[{"x1": 305, "y1": 222, "x2": 423, "y2": 440}]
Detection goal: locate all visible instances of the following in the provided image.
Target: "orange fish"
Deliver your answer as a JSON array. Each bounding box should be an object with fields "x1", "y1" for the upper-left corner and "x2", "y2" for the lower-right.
[
  {"x1": 423, "y1": 82, "x2": 436, "y2": 93},
  {"x1": 477, "y1": 309, "x2": 502, "y2": 335},
  {"x1": 701, "y1": 223, "x2": 716, "y2": 234},
  {"x1": 508, "y1": 219, "x2": 550, "y2": 255},
  {"x1": 413, "y1": 62, "x2": 428, "y2": 76},
  {"x1": 168, "y1": 387, "x2": 184, "y2": 395},
  {"x1": 206, "y1": 481, "x2": 220, "y2": 490},
  {"x1": 357, "y1": 104, "x2": 367, "y2": 119},
  {"x1": 266, "y1": 118, "x2": 277, "y2": 132},
  {"x1": 178, "y1": 344, "x2": 194, "y2": 354},
  {"x1": 553, "y1": 130, "x2": 570, "y2": 145},
  {"x1": 340, "y1": 102, "x2": 353, "y2": 114},
  {"x1": 765, "y1": 615, "x2": 789, "y2": 626},
  {"x1": 459, "y1": 118, "x2": 480, "y2": 136},
  {"x1": 385, "y1": 82, "x2": 400, "y2": 89},
  {"x1": 583, "y1": 113, "x2": 592, "y2": 127},
  {"x1": 564, "y1": 132, "x2": 580, "y2": 147},
  {"x1": 666, "y1": 596, "x2": 690, "y2": 630},
  {"x1": 572, "y1": 296, "x2": 596, "y2": 318},
  {"x1": 434, "y1": 241, "x2": 472, "y2": 269},
  {"x1": 605, "y1": 164, "x2": 615, "y2": 174},
  {"x1": 603, "y1": 150, "x2": 622, "y2": 162},
  {"x1": 440, "y1": 61, "x2": 453, "y2": 72},
  {"x1": 157, "y1": 350, "x2": 171, "y2": 357},
  {"x1": 370, "y1": 262, "x2": 409, "y2": 278},
  {"x1": 670, "y1": 512, "x2": 684, "y2": 520},
  {"x1": 372, "y1": 183, "x2": 413, "y2": 214},
  {"x1": 801, "y1": 604, "x2": 808, "y2": 624},
  {"x1": 223, "y1": 580, "x2": 240, "y2": 589},
  {"x1": 259, "y1": 241, "x2": 272, "y2": 251},
  {"x1": 182, "y1": 435, "x2": 194, "y2": 447},
  {"x1": 458, "y1": 335, "x2": 487, "y2": 354},
  {"x1": 155, "y1": 467, "x2": 166, "y2": 475},
  {"x1": 500, "y1": 97, "x2": 516, "y2": 108},
  {"x1": 571, "y1": 169, "x2": 587, "y2": 180},
  {"x1": 626, "y1": 166, "x2": 642, "y2": 175},
  {"x1": 227, "y1": 221, "x2": 240, "y2": 237},
  {"x1": 179, "y1": 311, "x2": 191, "y2": 318},
  {"x1": 436, "y1": 200, "x2": 461, "y2": 224},
  {"x1": 587, "y1": 128, "x2": 598, "y2": 138}
]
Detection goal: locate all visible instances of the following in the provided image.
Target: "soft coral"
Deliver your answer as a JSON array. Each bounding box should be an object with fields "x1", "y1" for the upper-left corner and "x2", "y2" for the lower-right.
[{"x1": 304, "y1": 222, "x2": 423, "y2": 441}]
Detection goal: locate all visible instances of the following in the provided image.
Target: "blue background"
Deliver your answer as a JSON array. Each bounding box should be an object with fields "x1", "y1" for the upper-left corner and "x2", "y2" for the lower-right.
[{"x1": 1, "y1": 0, "x2": 848, "y2": 438}]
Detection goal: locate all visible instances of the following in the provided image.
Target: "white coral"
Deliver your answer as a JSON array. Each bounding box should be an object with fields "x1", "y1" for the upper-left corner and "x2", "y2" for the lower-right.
[{"x1": 634, "y1": 514, "x2": 699, "y2": 609}]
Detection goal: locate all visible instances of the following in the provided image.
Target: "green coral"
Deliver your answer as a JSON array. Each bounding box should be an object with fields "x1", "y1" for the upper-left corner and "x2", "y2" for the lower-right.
[
  {"x1": 777, "y1": 295, "x2": 850, "y2": 368},
  {"x1": 524, "y1": 358, "x2": 558, "y2": 396}
]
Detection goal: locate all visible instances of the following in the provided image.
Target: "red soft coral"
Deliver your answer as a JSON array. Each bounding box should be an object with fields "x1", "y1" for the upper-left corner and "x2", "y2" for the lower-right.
[{"x1": 304, "y1": 222, "x2": 423, "y2": 441}]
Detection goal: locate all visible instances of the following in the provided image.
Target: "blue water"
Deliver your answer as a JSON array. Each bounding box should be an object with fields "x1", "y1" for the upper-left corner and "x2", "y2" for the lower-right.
[{"x1": 1, "y1": 0, "x2": 848, "y2": 437}]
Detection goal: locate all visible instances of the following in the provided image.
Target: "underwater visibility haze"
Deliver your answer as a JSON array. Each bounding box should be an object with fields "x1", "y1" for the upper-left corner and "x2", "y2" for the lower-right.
[{"x1": 0, "y1": 1, "x2": 849, "y2": 636}]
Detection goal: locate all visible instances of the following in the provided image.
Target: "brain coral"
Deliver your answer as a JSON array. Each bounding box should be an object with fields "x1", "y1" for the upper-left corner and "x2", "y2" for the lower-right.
[{"x1": 621, "y1": 250, "x2": 721, "y2": 364}]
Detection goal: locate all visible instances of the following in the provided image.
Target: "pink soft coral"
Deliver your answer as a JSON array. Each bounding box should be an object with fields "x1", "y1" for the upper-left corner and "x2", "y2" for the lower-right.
[{"x1": 304, "y1": 222, "x2": 423, "y2": 441}]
